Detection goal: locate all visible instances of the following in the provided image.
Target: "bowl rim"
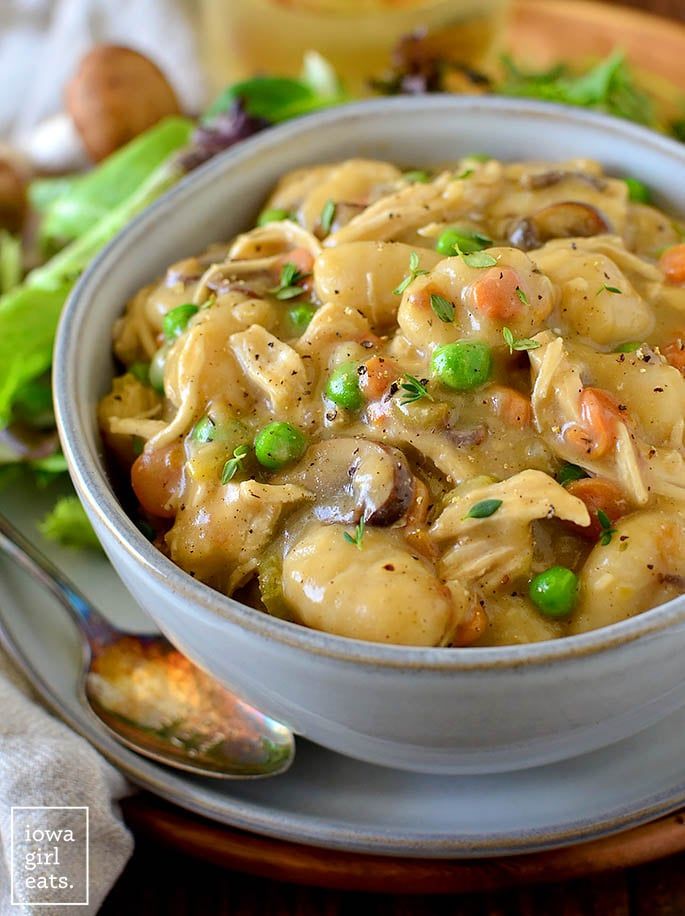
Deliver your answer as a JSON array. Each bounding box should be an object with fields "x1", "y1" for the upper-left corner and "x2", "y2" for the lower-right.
[{"x1": 54, "y1": 94, "x2": 685, "y2": 672}]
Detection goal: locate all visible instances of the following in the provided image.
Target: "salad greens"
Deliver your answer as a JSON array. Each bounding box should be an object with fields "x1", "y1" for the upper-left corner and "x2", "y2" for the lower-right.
[
  {"x1": 39, "y1": 496, "x2": 100, "y2": 550},
  {"x1": 37, "y1": 116, "x2": 193, "y2": 251},
  {"x1": 498, "y1": 51, "x2": 656, "y2": 129},
  {"x1": 203, "y1": 51, "x2": 344, "y2": 124},
  {"x1": 0, "y1": 231, "x2": 21, "y2": 294}
]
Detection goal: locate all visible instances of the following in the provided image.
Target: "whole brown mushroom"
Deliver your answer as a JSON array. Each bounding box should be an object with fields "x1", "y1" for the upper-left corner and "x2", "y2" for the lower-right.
[
  {"x1": 65, "y1": 45, "x2": 181, "y2": 162},
  {"x1": 0, "y1": 154, "x2": 28, "y2": 234}
]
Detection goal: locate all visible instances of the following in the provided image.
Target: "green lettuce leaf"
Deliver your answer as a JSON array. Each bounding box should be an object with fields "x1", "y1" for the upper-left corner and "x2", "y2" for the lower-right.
[
  {"x1": 36, "y1": 116, "x2": 193, "y2": 250},
  {"x1": 39, "y1": 495, "x2": 100, "y2": 550}
]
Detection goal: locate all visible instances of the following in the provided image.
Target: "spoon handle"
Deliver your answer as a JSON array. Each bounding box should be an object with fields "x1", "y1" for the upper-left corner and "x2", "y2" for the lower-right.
[{"x1": 0, "y1": 510, "x2": 119, "y2": 647}]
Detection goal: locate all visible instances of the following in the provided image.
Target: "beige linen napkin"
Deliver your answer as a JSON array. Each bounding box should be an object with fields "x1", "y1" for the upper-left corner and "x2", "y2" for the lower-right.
[{"x1": 0, "y1": 650, "x2": 133, "y2": 915}]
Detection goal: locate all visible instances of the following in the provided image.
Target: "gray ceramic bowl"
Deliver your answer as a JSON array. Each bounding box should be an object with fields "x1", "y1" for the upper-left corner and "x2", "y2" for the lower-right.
[{"x1": 55, "y1": 97, "x2": 685, "y2": 774}]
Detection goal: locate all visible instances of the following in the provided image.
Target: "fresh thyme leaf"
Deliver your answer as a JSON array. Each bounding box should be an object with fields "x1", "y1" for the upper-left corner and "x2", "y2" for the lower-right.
[
  {"x1": 464, "y1": 498, "x2": 503, "y2": 520},
  {"x1": 597, "y1": 508, "x2": 617, "y2": 546},
  {"x1": 557, "y1": 462, "x2": 588, "y2": 486},
  {"x1": 456, "y1": 245, "x2": 497, "y2": 268},
  {"x1": 269, "y1": 261, "x2": 309, "y2": 300},
  {"x1": 430, "y1": 293, "x2": 455, "y2": 323},
  {"x1": 449, "y1": 228, "x2": 493, "y2": 254},
  {"x1": 274, "y1": 285, "x2": 306, "y2": 300},
  {"x1": 596, "y1": 284, "x2": 623, "y2": 296},
  {"x1": 399, "y1": 374, "x2": 433, "y2": 405},
  {"x1": 343, "y1": 516, "x2": 366, "y2": 550},
  {"x1": 280, "y1": 262, "x2": 298, "y2": 286},
  {"x1": 393, "y1": 275, "x2": 412, "y2": 296},
  {"x1": 393, "y1": 251, "x2": 428, "y2": 296},
  {"x1": 516, "y1": 286, "x2": 529, "y2": 305},
  {"x1": 320, "y1": 198, "x2": 336, "y2": 234},
  {"x1": 502, "y1": 327, "x2": 541, "y2": 354},
  {"x1": 221, "y1": 444, "x2": 249, "y2": 484}
]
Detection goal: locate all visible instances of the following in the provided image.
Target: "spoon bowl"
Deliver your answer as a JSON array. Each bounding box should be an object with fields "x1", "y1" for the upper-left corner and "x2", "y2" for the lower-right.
[{"x1": 0, "y1": 510, "x2": 294, "y2": 779}]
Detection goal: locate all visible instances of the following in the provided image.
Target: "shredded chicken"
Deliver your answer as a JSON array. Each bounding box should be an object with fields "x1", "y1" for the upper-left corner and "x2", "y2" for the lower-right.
[
  {"x1": 529, "y1": 333, "x2": 685, "y2": 505},
  {"x1": 430, "y1": 470, "x2": 590, "y2": 593},
  {"x1": 166, "y1": 479, "x2": 312, "y2": 594},
  {"x1": 229, "y1": 324, "x2": 309, "y2": 416}
]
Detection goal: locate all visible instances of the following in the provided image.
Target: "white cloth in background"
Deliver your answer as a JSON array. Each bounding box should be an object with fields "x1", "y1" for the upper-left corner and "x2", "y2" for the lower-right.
[
  {"x1": 0, "y1": 652, "x2": 133, "y2": 915},
  {"x1": 0, "y1": 0, "x2": 207, "y2": 143},
  {"x1": 0, "y1": 2, "x2": 207, "y2": 911}
]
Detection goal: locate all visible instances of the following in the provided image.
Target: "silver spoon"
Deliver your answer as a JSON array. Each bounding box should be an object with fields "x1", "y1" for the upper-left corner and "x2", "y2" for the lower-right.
[{"x1": 0, "y1": 510, "x2": 295, "y2": 779}]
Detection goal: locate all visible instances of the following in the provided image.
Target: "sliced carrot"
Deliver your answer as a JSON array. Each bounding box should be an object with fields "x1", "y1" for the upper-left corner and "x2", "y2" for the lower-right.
[
  {"x1": 359, "y1": 355, "x2": 401, "y2": 400},
  {"x1": 565, "y1": 387, "x2": 624, "y2": 459},
  {"x1": 471, "y1": 267, "x2": 524, "y2": 322},
  {"x1": 131, "y1": 442, "x2": 185, "y2": 518},
  {"x1": 452, "y1": 604, "x2": 488, "y2": 647},
  {"x1": 488, "y1": 385, "x2": 532, "y2": 428},
  {"x1": 660, "y1": 244, "x2": 685, "y2": 284},
  {"x1": 407, "y1": 285, "x2": 433, "y2": 314},
  {"x1": 276, "y1": 247, "x2": 315, "y2": 276},
  {"x1": 565, "y1": 477, "x2": 630, "y2": 541},
  {"x1": 663, "y1": 336, "x2": 685, "y2": 374}
]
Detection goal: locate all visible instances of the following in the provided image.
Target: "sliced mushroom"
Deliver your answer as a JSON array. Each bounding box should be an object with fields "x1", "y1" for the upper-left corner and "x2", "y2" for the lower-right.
[
  {"x1": 520, "y1": 171, "x2": 607, "y2": 192},
  {"x1": 508, "y1": 201, "x2": 609, "y2": 251},
  {"x1": 444, "y1": 424, "x2": 487, "y2": 448},
  {"x1": 276, "y1": 437, "x2": 415, "y2": 527},
  {"x1": 353, "y1": 442, "x2": 415, "y2": 525},
  {"x1": 328, "y1": 201, "x2": 367, "y2": 233}
]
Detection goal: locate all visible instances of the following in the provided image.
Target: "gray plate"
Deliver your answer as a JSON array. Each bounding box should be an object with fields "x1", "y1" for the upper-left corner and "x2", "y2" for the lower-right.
[{"x1": 2, "y1": 478, "x2": 685, "y2": 858}]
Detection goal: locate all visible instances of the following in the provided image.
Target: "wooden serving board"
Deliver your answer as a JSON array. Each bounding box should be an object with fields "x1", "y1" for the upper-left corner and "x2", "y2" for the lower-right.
[
  {"x1": 120, "y1": 0, "x2": 685, "y2": 892},
  {"x1": 121, "y1": 795, "x2": 685, "y2": 894}
]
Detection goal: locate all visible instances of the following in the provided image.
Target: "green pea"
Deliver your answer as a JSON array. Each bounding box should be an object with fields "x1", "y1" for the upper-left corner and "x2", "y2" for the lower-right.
[
  {"x1": 556, "y1": 463, "x2": 588, "y2": 487},
  {"x1": 529, "y1": 566, "x2": 579, "y2": 618},
  {"x1": 257, "y1": 207, "x2": 290, "y2": 226},
  {"x1": 254, "y1": 422, "x2": 308, "y2": 469},
  {"x1": 615, "y1": 341, "x2": 642, "y2": 353},
  {"x1": 129, "y1": 361, "x2": 150, "y2": 384},
  {"x1": 431, "y1": 341, "x2": 492, "y2": 391},
  {"x1": 192, "y1": 416, "x2": 217, "y2": 443},
  {"x1": 624, "y1": 177, "x2": 651, "y2": 204},
  {"x1": 163, "y1": 303, "x2": 199, "y2": 341},
  {"x1": 435, "y1": 229, "x2": 462, "y2": 257},
  {"x1": 191, "y1": 415, "x2": 248, "y2": 446},
  {"x1": 435, "y1": 227, "x2": 491, "y2": 256},
  {"x1": 149, "y1": 343, "x2": 171, "y2": 393},
  {"x1": 325, "y1": 361, "x2": 364, "y2": 410},
  {"x1": 287, "y1": 302, "x2": 317, "y2": 336}
]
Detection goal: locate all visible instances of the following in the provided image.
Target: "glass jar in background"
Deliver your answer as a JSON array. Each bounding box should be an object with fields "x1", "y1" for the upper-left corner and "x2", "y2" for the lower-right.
[{"x1": 200, "y1": 0, "x2": 509, "y2": 95}]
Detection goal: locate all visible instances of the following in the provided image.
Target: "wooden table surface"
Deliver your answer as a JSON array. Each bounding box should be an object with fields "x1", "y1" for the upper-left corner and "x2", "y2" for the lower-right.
[{"x1": 102, "y1": 1, "x2": 685, "y2": 912}]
